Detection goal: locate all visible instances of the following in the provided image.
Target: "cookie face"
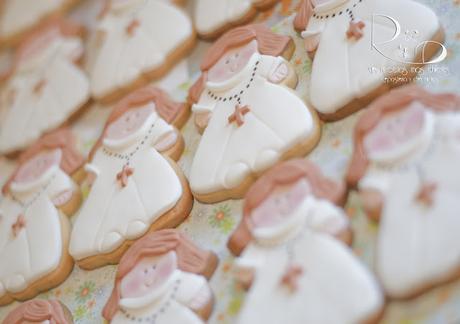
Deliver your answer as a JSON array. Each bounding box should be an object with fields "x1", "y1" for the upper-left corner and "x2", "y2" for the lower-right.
[
  {"x1": 2, "y1": 299, "x2": 73, "y2": 324},
  {"x1": 363, "y1": 102, "x2": 427, "y2": 162},
  {"x1": 250, "y1": 179, "x2": 310, "y2": 230},
  {"x1": 188, "y1": 24, "x2": 320, "y2": 203},
  {"x1": 120, "y1": 252, "x2": 177, "y2": 299},
  {"x1": 294, "y1": 0, "x2": 443, "y2": 121},
  {"x1": 105, "y1": 104, "x2": 155, "y2": 141},
  {"x1": 103, "y1": 230, "x2": 218, "y2": 323},
  {"x1": 88, "y1": 0, "x2": 195, "y2": 103},
  {"x1": 0, "y1": 19, "x2": 90, "y2": 155},
  {"x1": 69, "y1": 87, "x2": 192, "y2": 269},
  {"x1": 0, "y1": 129, "x2": 83, "y2": 305},
  {"x1": 347, "y1": 86, "x2": 460, "y2": 298},
  {"x1": 228, "y1": 159, "x2": 383, "y2": 324},
  {"x1": 194, "y1": 0, "x2": 280, "y2": 39},
  {"x1": 14, "y1": 150, "x2": 62, "y2": 185},
  {"x1": 207, "y1": 40, "x2": 258, "y2": 83}
]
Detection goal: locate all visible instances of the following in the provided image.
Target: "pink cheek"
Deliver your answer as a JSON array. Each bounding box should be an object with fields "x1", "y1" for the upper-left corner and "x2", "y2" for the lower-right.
[
  {"x1": 367, "y1": 130, "x2": 396, "y2": 153},
  {"x1": 124, "y1": 276, "x2": 145, "y2": 297}
]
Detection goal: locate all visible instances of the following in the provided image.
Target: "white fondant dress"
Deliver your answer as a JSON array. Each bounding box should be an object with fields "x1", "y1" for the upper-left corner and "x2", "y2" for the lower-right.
[
  {"x1": 235, "y1": 197, "x2": 383, "y2": 324},
  {"x1": 69, "y1": 112, "x2": 183, "y2": 261},
  {"x1": 190, "y1": 53, "x2": 316, "y2": 194},
  {"x1": 359, "y1": 111, "x2": 460, "y2": 298},
  {"x1": 0, "y1": 36, "x2": 89, "y2": 154},
  {"x1": 301, "y1": 0, "x2": 440, "y2": 114},
  {"x1": 88, "y1": 0, "x2": 193, "y2": 99},
  {"x1": 0, "y1": 165, "x2": 74, "y2": 300}
]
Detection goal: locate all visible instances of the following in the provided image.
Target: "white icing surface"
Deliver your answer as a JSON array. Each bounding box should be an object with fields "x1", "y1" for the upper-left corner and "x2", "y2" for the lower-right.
[
  {"x1": 360, "y1": 111, "x2": 460, "y2": 298},
  {"x1": 194, "y1": 0, "x2": 256, "y2": 36},
  {"x1": 0, "y1": 0, "x2": 66, "y2": 40},
  {"x1": 87, "y1": 0, "x2": 193, "y2": 99},
  {"x1": 189, "y1": 53, "x2": 317, "y2": 195},
  {"x1": 111, "y1": 270, "x2": 207, "y2": 324},
  {"x1": 0, "y1": 167, "x2": 73, "y2": 299},
  {"x1": 235, "y1": 196, "x2": 383, "y2": 324},
  {"x1": 0, "y1": 36, "x2": 90, "y2": 154},
  {"x1": 301, "y1": 0, "x2": 440, "y2": 114},
  {"x1": 69, "y1": 113, "x2": 183, "y2": 260}
]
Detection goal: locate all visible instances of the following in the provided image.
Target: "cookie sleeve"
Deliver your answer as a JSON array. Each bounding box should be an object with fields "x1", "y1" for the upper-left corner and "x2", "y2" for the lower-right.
[
  {"x1": 45, "y1": 170, "x2": 75, "y2": 200},
  {"x1": 300, "y1": 18, "x2": 325, "y2": 38},
  {"x1": 307, "y1": 199, "x2": 350, "y2": 236},
  {"x1": 358, "y1": 168, "x2": 391, "y2": 195},
  {"x1": 59, "y1": 37, "x2": 84, "y2": 62},
  {"x1": 150, "y1": 117, "x2": 175, "y2": 145},
  {"x1": 175, "y1": 272, "x2": 210, "y2": 307},
  {"x1": 234, "y1": 243, "x2": 266, "y2": 271},
  {"x1": 84, "y1": 162, "x2": 100, "y2": 178},
  {"x1": 191, "y1": 91, "x2": 216, "y2": 114},
  {"x1": 256, "y1": 55, "x2": 286, "y2": 80}
]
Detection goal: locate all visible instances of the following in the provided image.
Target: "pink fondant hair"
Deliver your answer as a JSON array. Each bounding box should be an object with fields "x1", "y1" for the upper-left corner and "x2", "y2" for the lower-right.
[
  {"x1": 2, "y1": 128, "x2": 84, "y2": 195},
  {"x1": 293, "y1": 0, "x2": 314, "y2": 32},
  {"x1": 228, "y1": 159, "x2": 346, "y2": 256},
  {"x1": 102, "y1": 230, "x2": 216, "y2": 321},
  {"x1": 188, "y1": 24, "x2": 292, "y2": 103},
  {"x1": 2, "y1": 300, "x2": 69, "y2": 324},
  {"x1": 346, "y1": 85, "x2": 460, "y2": 188},
  {"x1": 88, "y1": 86, "x2": 185, "y2": 161}
]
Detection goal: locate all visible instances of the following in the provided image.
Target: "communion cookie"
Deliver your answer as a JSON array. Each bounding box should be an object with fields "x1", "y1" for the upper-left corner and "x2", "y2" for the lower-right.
[
  {"x1": 0, "y1": 18, "x2": 90, "y2": 156},
  {"x1": 69, "y1": 86, "x2": 193, "y2": 270},
  {"x1": 194, "y1": 0, "x2": 280, "y2": 40},
  {"x1": 87, "y1": 0, "x2": 196, "y2": 103},
  {"x1": 188, "y1": 24, "x2": 321, "y2": 203},
  {"x1": 102, "y1": 229, "x2": 218, "y2": 324},
  {"x1": 0, "y1": 0, "x2": 79, "y2": 47},
  {"x1": 347, "y1": 85, "x2": 460, "y2": 299},
  {"x1": 228, "y1": 159, "x2": 384, "y2": 324},
  {"x1": 2, "y1": 299, "x2": 74, "y2": 324},
  {"x1": 293, "y1": 0, "x2": 444, "y2": 121},
  {"x1": 0, "y1": 129, "x2": 83, "y2": 305}
]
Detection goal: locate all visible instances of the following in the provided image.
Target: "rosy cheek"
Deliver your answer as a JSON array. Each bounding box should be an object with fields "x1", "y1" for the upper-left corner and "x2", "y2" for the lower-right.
[
  {"x1": 123, "y1": 276, "x2": 145, "y2": 297},
  {"x1": 371, "y1": 134, "x2": 395, "y2": 152},
  {"x1": 251, "y1": 202, "x2": 281, "y2": 228},
  {"x1": 404, "y1": 111, "x2": 424, "y2": 136}
]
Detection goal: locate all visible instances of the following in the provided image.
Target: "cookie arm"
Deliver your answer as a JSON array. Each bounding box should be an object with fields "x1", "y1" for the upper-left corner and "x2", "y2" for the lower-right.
[
  {"x1": 59, "y1": 37, "x2": 84, "y2": 63},
  {"x1": 301, "y1": 20, "x2": 325, "y2": 54},
  {"x1": 233, "y1": 244, "x2": 265, "y2": 290},
  {"x1": 150, "y1": 118, "x2": 178, "y2": 153},
  {"x1": 357, "y1": 171, "x2": 388, "y2": 222},
  {"x1": 192, "y1": 91, "x2": 216, "y2": 133},
  {"x1": 307, "y1": 200, "x2": 351, "y2": 242},
  {"x1": 175, "y1": 272, "x2": 213, "y2": 320}
]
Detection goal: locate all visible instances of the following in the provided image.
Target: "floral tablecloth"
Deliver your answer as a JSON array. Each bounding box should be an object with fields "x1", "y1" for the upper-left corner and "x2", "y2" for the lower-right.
[{"x1": 1, "y1": 0, "x2": 460, "y2": 323}]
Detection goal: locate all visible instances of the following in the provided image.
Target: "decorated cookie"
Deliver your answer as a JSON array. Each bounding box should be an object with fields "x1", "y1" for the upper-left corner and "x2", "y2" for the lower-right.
[
  {"x1": 188, "y1": 24, "x2": 321, "y2": 203},
  {"x1": 102, "y1": 229, "x2": 218, "y2": 324},
  {"x1": 0, "y1": 18, "x2": 90, "y2": 156},
  {"x1": 2, "y1": 299, "x2": 74, "y2": 324},
  {"x1": 228, "y1": 159, "x2": 384, "y2": 324},
  {"x1": 0, "y1": 129, "x2": 83, "y2": 305},
  {"x1": 0, "y1": 0, "x2": 79, "y2": 47},
  {"x1": 346, "y1": 85, "x2": 460, "y2": 299},
  {"x1": 87, "y1": 0, "x2": 196, "y2": 103},
  {"x1": 194, "y1": 0, "x2": 280, "y2": 40},
  {"x1": 69, "y1": 87, "x2": 193, "y2": 270},
  {"x1": 293, "y1": 0, "x2": 444, "y2": 121}
]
